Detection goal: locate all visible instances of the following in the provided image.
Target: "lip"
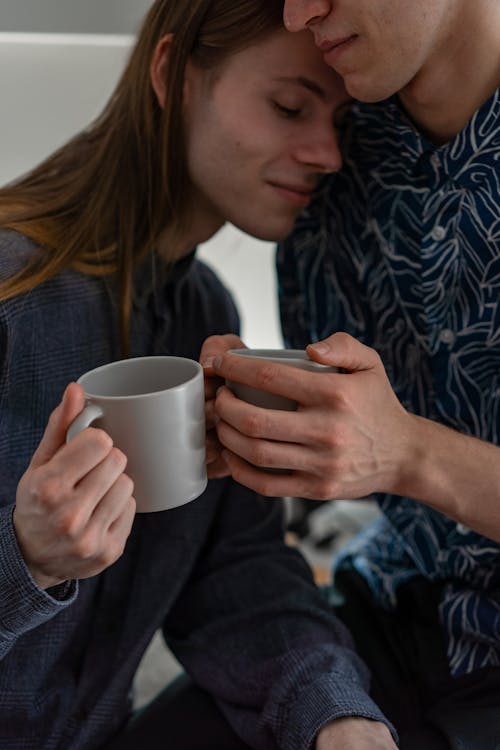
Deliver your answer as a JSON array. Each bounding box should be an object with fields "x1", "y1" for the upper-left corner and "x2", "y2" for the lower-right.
[
  {"x1": 318, "y1": 34, "x2": 357, "y2": 64},
  {"x1": 268, "y1": 182, "x2": 314, "y2": 207}
]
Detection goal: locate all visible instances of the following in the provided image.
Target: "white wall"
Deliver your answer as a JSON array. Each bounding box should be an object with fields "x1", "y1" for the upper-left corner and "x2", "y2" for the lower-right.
[
  {"x1": 1, "y1": 0, "x2": 153, "y2": 34},
  {"x1": 0, "y1": 32, "x2": 282, "y2": 348}
]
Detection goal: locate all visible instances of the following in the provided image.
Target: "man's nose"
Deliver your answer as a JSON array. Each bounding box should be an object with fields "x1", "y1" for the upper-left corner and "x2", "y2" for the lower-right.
[{"x1": 283, "y1": 0, "x2": 332, "y2": 32}]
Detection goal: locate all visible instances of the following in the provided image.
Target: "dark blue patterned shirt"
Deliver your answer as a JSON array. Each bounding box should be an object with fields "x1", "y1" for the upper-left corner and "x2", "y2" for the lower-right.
[{"x1": 278, "y1": 89, "x2": 500, "y2": 678}]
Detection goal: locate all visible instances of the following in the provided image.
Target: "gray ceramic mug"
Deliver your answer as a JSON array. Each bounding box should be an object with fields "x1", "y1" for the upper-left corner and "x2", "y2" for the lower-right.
[
  {"x1": 226, "y1": 348, "x2": 338, "y2": 411},
  {"x1": 66, "y1": 356, "x2": 207, "y2": 513}
]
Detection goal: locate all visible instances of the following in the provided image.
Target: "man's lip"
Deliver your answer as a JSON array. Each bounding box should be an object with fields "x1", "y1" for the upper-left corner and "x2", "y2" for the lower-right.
[{"x1": 318, "y1": 35, "x2": 357, "y2": 53}]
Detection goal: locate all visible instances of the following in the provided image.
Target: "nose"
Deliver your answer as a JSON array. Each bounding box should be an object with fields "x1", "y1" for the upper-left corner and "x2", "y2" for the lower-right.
[
  {"x1": 294, "y1": 125, "x2": 343, "y2": 174},
  {"x1": 283, "y1": 0, "x2": 332, "y2": 32}
]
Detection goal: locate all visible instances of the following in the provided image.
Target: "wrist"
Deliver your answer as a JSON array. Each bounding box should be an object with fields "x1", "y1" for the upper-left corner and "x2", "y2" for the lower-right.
[
  {"x1": 388, "y1": 415, "x2": 494, "y2": 535},
  {"x1": 390, "y1": 413, "x2": 429, "y2": 497},
  {"x1": 316, "y1": 717, "x2": 396, "y2": 749},
  {"x1": 12, "y1": 507, "x2": 66, "y2": 590}
]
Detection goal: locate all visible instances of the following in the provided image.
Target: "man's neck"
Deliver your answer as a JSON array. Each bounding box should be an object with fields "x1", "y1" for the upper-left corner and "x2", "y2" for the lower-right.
[{"x1": 398, "y1": 3, "x2": 500, "y2": 145}]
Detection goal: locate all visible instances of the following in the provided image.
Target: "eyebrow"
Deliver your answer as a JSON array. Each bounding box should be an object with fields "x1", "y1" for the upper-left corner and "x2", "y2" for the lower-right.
[{"x1": 274, "y1": 76, "x2": 326, "y2": 100}]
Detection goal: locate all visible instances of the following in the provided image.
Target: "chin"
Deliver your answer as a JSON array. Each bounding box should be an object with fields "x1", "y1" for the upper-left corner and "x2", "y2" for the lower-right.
[
  {"x1": 234, "y1": 217, "x2": 297, "y2": 243},
  {"x1": 344, "y1": 74, "x2": 397, "y2": 103},
  {"x1": 252, "y1": 225, "x2": 295, "y2": 242}
]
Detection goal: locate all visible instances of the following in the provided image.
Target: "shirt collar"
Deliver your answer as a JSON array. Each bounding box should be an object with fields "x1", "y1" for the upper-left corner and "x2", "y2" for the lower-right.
[{"x1": 348, "y1": 87, "x2": 500, "y2": 190}]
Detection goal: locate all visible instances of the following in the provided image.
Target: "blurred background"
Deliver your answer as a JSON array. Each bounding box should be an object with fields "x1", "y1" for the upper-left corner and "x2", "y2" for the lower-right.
[{"x1": 1, "y1": 0, "x2": 152, "y2": 33}]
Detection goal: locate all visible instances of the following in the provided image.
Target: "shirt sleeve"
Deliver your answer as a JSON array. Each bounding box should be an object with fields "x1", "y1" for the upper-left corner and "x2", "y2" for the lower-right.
[
  {"x1": 163, "y1": 480, "x2": 397, "y2": 750},
  {"x1": 0, "y1": 505, "x2": 78, "y2": 661},
  {"x1": 0, "y1": 277, "x2": 78, "y2": 662}
]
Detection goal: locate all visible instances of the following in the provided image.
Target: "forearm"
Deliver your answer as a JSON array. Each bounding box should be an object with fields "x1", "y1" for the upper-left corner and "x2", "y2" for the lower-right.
[{"x1": 395, "y1": 414, "x2": 500, "y2": 540}]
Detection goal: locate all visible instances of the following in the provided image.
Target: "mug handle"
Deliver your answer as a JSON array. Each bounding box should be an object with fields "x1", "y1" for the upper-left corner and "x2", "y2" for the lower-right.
[{"x1": 66, "y1": 404, "x2": 104, "y2": 443}]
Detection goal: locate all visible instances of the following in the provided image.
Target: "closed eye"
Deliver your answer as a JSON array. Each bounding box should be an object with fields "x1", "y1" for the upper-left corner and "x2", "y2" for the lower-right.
[{"x1": 273, "y1": 101, "x2": 302, "y2": 119}]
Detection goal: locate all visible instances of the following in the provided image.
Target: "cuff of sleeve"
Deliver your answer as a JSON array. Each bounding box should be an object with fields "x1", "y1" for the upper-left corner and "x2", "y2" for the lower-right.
[
  {"x1": 277, "y1": 672, "x2": 398, "y2": 750},
  {"x1": 0, "y1": 505, "x2": 78, "y2": 640}
]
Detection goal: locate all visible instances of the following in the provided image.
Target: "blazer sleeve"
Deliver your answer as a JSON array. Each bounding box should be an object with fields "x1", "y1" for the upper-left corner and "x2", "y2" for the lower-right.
[{"x1": 0, "y1": 296, "x2": 78, "y2": 661}]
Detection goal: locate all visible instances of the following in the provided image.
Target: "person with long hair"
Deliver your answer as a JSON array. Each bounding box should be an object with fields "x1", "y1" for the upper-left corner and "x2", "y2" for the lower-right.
[{"x1": 0, "y1": 1, "x2": 398, "y2": 749}]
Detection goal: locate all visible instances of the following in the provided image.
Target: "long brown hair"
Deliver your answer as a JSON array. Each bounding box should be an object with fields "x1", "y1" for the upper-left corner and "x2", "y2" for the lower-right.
[{"x1": 0, "y1": 0, "x2": 284, "y2": 352}]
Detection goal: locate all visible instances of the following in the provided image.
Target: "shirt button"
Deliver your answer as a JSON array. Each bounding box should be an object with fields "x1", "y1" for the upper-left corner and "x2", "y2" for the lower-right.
[
  {"x1": 456, "y1": 523, "x2": 470, "y2": 535},
  {"x1": 431, "y1": 225, "x2": 446, "y2": 241},
  {"x1": 439, "y1": 328, "x2": 456, "y2": 346}
]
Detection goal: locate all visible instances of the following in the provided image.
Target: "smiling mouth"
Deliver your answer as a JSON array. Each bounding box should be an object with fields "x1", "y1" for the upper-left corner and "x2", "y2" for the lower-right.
[{"x1": 268, "y1": 182, "x2": 314, "y2": 207}]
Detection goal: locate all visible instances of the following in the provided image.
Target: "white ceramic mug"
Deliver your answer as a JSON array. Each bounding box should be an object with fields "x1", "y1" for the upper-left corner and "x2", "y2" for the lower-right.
[
  {"x1": 226, "y1": 348, "x2": 338, "y2": 411},
  {"x1": 66, "y1": 356, "x2": 207, "y2": 513}
]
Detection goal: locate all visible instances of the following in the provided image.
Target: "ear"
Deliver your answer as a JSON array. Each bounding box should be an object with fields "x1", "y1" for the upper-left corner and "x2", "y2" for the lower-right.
[{"x1": 150, "y1": 33, "x2": 174, "y2": 109}]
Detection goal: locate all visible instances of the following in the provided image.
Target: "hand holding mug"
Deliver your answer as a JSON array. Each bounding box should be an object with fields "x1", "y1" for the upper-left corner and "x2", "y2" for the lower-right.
[
  {"x1": 210, "y1": 332, "x2": 414, "y2": 501},
  {"x1": 13, "y1": 383, "x2": 136, "y2": 590},
  {"x1": 66, "y1": 356, "x2": 207, "y2": 513}
]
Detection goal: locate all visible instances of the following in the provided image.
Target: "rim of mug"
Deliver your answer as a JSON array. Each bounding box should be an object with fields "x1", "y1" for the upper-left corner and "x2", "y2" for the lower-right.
[
  {"x1": 227, "y1": 348, "x2": 336, "y2": 372},
  {"x1": 76, "y1": 355, "x2": 202, "y2": 400},
  {"x1": 227, "y1": 348, "x2": 308, "y2": 360}
]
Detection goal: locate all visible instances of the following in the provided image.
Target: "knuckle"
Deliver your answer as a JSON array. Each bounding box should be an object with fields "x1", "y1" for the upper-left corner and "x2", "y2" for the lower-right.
[
  {"x1": 255, "y1": 363, "x2": 277, "y2": 390},
  {"x1": 228, "y1": 462, "x2": 246, "y2": 486},
  {"x1": 303, "y1": 478, "x2": 339, "y2": 501},
  {"x1": 127, "y1": 495, "x2": 137, "y2": 516},
  {"x1": 317, "y1": 429, "x2": 338, "y2": 451},
  {"x1": 333, "y1": 331, "x2": 352, "y2": 348},
  {"x1": 109, "y1": 447, "x2": 127, "y2": 471},
  {"x1": 46, "y1": 408, "x2": 60, "y2": 431},
  {"x1": 52, "y1": 507, "x2": 85, "y2": 540},
  {"x1": 116, "y1": 473, "x2": 134, "y2": 497},
  {"x1": 248, "y1": 443, "x2": 272, "y2": 467},
  {"x1": 318, "y1": 480, "x2": 340, "y2": 500},
  {"x1": 33, "y1": 474, "x2": 67, "y2": 509},
  {"x1": 319, "y1": 423, "x2": 348, "y2": 450},
  {"x1": 202, "y1": 334, "x2": 220, "y2": 350},
  {"x1": 73, "y1": 535, "x2": 98, "y2": 561},
  {"x1": 255, "y1": 475, "x2": 278, "y2": 497},
  {"x1": 240, "y1": 411, "x2": 264, "y2": 436},
  {"x1": 87, "y1": 427, "x2": 113, "y2": 452},
  {"x1": 100, "y1": 546, "x2": 118, "y2": 567}
]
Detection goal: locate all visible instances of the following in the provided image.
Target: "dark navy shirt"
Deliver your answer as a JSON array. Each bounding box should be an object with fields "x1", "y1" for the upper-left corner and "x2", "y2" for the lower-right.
[
  {"x1": 0, "y1": 230, "x2": 391, "y2": 749},
  {"x1": 278, "y1": 89, "x2": 500, "y2": 678}
]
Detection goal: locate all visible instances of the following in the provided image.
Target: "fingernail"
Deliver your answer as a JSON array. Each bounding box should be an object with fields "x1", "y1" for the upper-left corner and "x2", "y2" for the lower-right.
[
  {"x1": 212, "y1": 356, "x2": 222, "y2": 370},
  {"x1": 310, "y1": 342, "x2": 330, "y2": 354},
  {"x1": 201, "y1": 356, "x2": 214, "y2": 368}
]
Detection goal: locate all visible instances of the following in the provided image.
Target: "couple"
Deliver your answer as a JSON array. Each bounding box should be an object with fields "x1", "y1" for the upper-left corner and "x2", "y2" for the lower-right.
[{"x1": 0, "y1": 0, "x2": 498, "y2": 748}]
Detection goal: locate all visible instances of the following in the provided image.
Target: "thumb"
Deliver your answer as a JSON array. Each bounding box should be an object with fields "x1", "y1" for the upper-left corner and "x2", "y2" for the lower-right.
[
  {"x1": 200, "y1": 334, "x2": 247, "y2": 370},
  {"x1": 30, "y1": 382, "x2": 86, "y2": 468},
  {"x1": 306, "y1": 332, "x2": 381, "y2": 372}
]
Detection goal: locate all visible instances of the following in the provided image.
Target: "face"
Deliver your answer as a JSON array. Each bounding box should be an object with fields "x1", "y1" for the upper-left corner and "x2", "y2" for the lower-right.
[
  {"x1": 282, "y1": 0, "x2": 460, "y2": 102},
  {"x1": 182, "y1": 28, "x2": 349, "y2": 242}
]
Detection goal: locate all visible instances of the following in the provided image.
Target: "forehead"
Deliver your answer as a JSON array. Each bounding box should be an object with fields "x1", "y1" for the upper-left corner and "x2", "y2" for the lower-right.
[{"x1": 217, "y1": 27, "x2": 347, "y2": 99}]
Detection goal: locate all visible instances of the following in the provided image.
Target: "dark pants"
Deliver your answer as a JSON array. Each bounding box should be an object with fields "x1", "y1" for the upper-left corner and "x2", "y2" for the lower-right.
[
  {"x1": 333, "y1": 568, "x2": 500, "y2": 750},
  {"x1": 104, "y1": 571, "x2": 500, "y2": 750},
  {"x1": 102, "y1": 672, "x2": 251, "y2": 749}
]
